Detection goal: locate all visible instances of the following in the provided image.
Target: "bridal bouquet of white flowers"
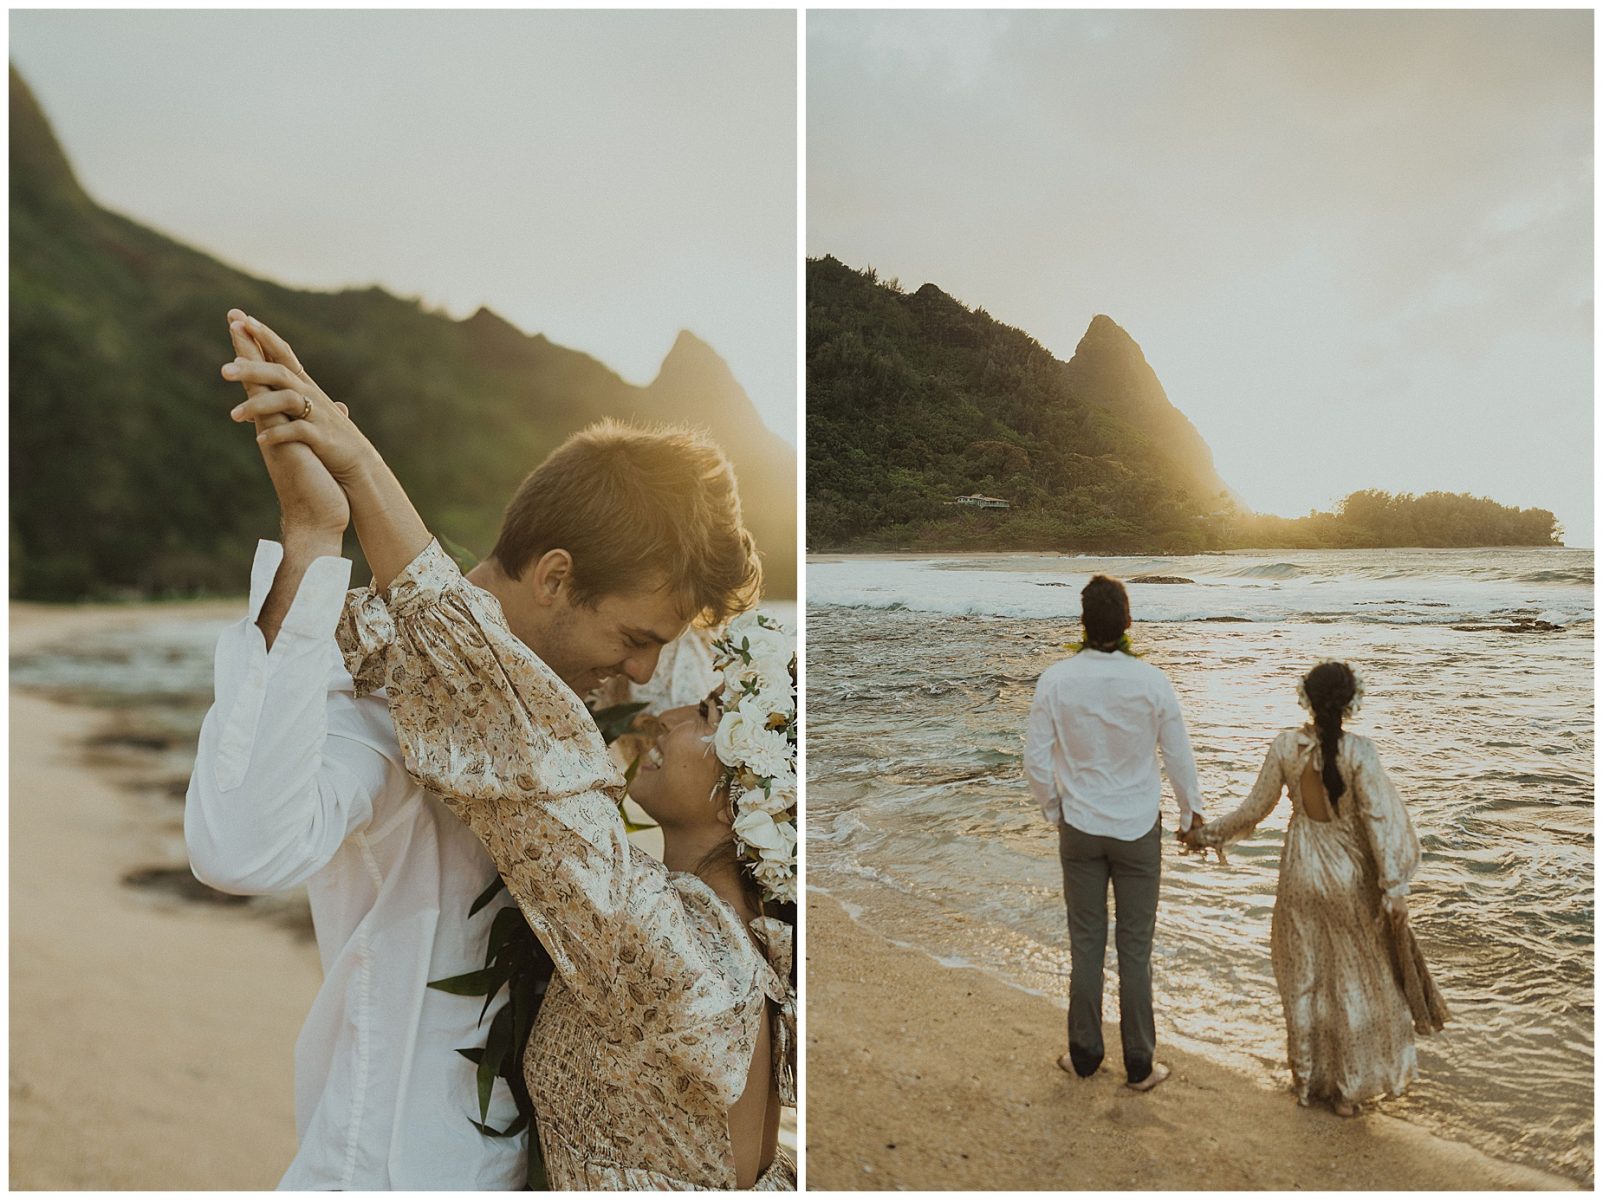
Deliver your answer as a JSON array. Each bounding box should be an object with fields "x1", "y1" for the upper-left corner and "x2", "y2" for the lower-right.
[{"x1": 709, "y1": 612, "x2": 798, "y2": 904}]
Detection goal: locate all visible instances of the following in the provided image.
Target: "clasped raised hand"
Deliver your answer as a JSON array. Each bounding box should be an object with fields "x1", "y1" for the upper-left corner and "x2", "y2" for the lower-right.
[{"x1": 223, "y1": 314, "x2": 375, "y2": 486}]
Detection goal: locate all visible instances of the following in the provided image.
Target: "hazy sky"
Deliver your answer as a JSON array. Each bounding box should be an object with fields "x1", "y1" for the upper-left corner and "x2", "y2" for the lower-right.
[
  {"x1": 12, "y1": 10, "x2": 796, "y2": 442},
  {"x1": 809, "y1": 10, "x2": 1593, "y2": 544}
]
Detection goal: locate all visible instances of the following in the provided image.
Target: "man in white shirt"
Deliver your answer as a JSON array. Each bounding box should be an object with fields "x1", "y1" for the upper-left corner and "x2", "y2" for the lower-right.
[
  {"x1": 1024, "y1": 574, "x2": 1203, "y2": 1093},
  {"x1": 186, "y1": 312, "x2": 758, "y2": 1188}
]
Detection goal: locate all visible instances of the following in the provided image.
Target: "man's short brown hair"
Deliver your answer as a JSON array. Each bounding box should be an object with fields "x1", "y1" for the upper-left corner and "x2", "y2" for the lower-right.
[
  {"x1": 490, "y1": 420, "x2": 761, "y2": 625},
  {"x1": 1080, "y1": 574, "x2": 1131, "y2": 646}
]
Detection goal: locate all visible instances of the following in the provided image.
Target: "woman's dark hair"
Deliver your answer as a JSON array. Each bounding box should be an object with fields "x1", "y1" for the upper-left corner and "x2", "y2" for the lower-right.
[
  {"x1": 1303, "y1": 661, "x2": 1357, "y2": 808},
  {"x1": 694, "y1": 799, "x2": 796, "y2": 990},
  {"x1": 1081, "y1": 575, "x2": 1131, "y2": 648}
]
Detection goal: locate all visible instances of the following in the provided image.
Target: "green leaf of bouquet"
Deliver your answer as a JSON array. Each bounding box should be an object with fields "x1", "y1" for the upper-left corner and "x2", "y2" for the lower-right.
[
  {"x1": 588, "y1": 701, "x2": 648, "y2": 744},
  {"x1": 512, "y1": 984, "x2": 535, "y2": 1062},
  {"x1": 436, "y1": 532, "x2": 481, "y2": 573},
  {"x1": 478, "y1": 1004, "x2": 516, "y2": 1122},
  {"x1": 527, "y1": 1142, "x2": 550, "y2": 1190},
  {"x1": 468, "y1": 1113, "x2": 529, "y2": 1139},
  {"x1": 427, "y1": 967, "x2": 505, "y2": 997},
  {"x1": 487, "y1": 906, "x2": 525, "y2": 958},
  {"x1": 469, "y1": 875, "x2": 507, "y2": 918},
  {"x1": 455, "y1": 1047, "x2": 485, "y2": 1064},
  {"x1": 479, "y1": 970, "x2": 511, "y2": 1026}
]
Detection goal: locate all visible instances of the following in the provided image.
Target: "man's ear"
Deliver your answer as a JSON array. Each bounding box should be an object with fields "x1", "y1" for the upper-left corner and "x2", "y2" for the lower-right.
[{"x1": 528, "y1": 549, "x2": 574, "y2": 607}]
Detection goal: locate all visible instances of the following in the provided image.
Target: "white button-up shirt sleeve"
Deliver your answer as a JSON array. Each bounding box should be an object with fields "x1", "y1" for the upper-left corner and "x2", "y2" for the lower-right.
[
  {"x1": 1024, "y1": 672, "x2": 1063, "y2": 825},
  {"x1": 185, "y1": 540, "x2": 389, "y2": 895},
  {"x1": 1155, "y1": 674, "x2": 1204, "y2": 829}
]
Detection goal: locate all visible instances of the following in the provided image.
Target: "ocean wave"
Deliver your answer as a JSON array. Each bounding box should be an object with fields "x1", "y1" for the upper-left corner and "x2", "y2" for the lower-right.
[
  {"x1": 1222, "y1": 561, "x2": 1306, "y2": 579},
  {"x1": 808, "y1": 550, "x2": 1596, "y2": 627}
]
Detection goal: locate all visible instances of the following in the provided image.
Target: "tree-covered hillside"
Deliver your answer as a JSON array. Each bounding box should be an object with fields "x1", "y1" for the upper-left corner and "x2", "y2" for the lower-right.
[
  {"x1": 10, "y1": 66, "x2": 796, "y2": 600},
  {"x1": 807, "y1": 255, "x2": 1237, "y2": 553},
  {"x1": 805, "y1": 256, "x2": 1559, "y2": 552}
]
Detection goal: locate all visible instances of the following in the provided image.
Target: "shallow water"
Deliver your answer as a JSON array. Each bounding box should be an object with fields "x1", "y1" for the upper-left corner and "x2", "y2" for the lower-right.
[{"x1": 805, "y1": 548, "x2": 1594, "y2": 1183}]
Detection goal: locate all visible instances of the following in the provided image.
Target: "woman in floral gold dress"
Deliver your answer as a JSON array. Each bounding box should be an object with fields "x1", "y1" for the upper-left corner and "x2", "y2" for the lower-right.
[
  {"x1": 1181, "y1": 661, "x2": 1445, "y2": 1116},
  {"x1": 233, "y1": 318, "x2": 797, "y2": 1189}
]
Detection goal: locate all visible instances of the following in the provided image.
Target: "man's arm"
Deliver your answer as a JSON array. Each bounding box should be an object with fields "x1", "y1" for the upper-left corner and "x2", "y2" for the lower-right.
[
  {"x1": 1156, "y1": 675, "x2": 1204, "y2": 830},
  {"x1": 185, "y1": 542, "x2": 391, "y2": 894},
  {"x1": 223, "y1": 310, "x2": 351, "y2": 647},
  {"x1": 1024, "y1": 675, "x2": 1064, "y2": 825},
  {"x1": 184, "y1": 312, "x2": 388, "y2": 894}
]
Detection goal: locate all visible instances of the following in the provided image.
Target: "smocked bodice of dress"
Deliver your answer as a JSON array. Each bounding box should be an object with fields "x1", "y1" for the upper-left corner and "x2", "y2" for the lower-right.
[{"x1": 335, "y1": 540, "x2": 796, "y2": 1189}]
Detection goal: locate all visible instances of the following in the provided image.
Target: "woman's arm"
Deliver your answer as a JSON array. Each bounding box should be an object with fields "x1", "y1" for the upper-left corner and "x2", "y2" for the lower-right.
[
  {"x1": 1352, "y1": 737, "x2": 1421, "y2": 903},
  {"x1": 224, "y1": 314, "x2": 429, "y2": 589},
  {"x1": 336, "y1": 538, "x2": 764, "y2": 1081},
  {"x1": 1187, "y1": 733, "x2": 1288, "y2": 850}
]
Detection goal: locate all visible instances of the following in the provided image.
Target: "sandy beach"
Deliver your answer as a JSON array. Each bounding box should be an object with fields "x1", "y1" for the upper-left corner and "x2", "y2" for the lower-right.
[
  {"x1": 804, "y1": 892, "x2": 1576, "y2": 1191},
  {"x1": 10, "y1": 599, "x2": 320, "y2": 1189}
]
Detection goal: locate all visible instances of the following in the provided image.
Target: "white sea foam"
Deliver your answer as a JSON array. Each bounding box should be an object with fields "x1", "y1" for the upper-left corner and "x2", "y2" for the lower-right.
[{"x1": 807, "y1": 548, "x2": 1594, "y2": 627}]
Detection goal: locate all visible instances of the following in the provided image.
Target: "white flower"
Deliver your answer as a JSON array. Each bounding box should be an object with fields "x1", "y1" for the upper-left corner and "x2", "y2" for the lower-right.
[
  {"x1": 746, "y1": 680, "x2": 795, "y2": 721},
  {"x1": 752, "y1": 859, "x2": 797, "y2": 903},
  {"x1": 712, "y1": 709, "x2": 761, "y2": 769},
  {"x1": 712, "y1": 612, "x2": 798, "y2": 906},
  {"x1": 738, "y1": 621, "x2": 791, "y2": 670},
  {"x1": 738, "y1": 785, "x2": 793, "y2": 818},
  {"x1": 740, "y1": 726, "x2": 793, "y2": 781},
  {"x1": 722, "y1": 662, "x2": 758, "y2": 696},
  {"x1": 724, "y1": 611, "x2": 766, "y2": 641},
  {"x1": 733, "y1": 808, "x2": 791, "y2": 857},
  {"x1": 766, "y1": 766, "x2": 797, "y2": 802}
]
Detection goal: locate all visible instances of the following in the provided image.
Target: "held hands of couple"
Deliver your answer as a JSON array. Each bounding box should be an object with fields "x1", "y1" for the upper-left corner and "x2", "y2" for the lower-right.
[
  {"x1": 222, "y1": 311, "x2": 373, "y2": 535},
  {"x1": 1175, "y1": 813, "x2": 1228, "y2": 866}
]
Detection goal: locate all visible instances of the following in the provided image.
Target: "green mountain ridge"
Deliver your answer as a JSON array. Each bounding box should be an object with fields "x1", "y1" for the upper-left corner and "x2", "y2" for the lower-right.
[
  {"x1": 9, "y1": 65, "x2": 795, "y2": 600},
  {"x1": 805, "y1": 255, "x2": 1559, "y2": 552}
]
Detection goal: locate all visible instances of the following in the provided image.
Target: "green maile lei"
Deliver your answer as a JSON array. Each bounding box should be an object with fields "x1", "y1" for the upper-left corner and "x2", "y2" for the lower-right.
[
  {"x1": 1063, "y1": 632, "x2": 1140, "y2": 656},
  {"x1": 426, "y1": 698, "x2": 649, "y2": 1190}
]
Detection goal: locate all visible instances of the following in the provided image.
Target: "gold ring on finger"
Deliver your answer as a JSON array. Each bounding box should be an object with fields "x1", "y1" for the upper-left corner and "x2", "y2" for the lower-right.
[{"x1": 297, "y1": 394, "x2": 313, "y2": 421}]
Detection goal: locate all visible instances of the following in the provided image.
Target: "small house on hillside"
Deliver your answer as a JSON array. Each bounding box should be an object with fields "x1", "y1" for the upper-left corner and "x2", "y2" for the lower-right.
[{"x1": 948, "y1": 494, "x2": 1011, "y2": 509}]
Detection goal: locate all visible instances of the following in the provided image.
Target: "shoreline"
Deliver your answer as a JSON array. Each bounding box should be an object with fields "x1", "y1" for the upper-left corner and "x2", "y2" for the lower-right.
[
  {"x1": 805, "y1": 890, "x2": 1578, "y2": 1190},
  {"x1": 807, "y1": 545, "x2": 1581, "y2": 562}
]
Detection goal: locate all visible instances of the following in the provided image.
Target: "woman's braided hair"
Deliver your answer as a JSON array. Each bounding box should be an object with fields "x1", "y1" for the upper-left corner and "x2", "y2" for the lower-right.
[{"x1": 1302, "y1": 661, "x2": 1358, "y2": 809}]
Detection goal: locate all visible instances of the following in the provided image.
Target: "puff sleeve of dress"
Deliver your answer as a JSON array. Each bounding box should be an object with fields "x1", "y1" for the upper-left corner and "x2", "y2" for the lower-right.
[
  {"x1": 1351, "y1": 735, "x2": 1421, "y2": 899},
  {"x1": 336, "y1": 541, "x2": 778, "y2": 1100},
  {"x1": 1194, "y1": 729, "x2": 1295, "y2": 849}
]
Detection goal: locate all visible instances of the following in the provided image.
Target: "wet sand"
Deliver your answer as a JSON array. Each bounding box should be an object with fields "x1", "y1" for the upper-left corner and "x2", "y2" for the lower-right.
[
  {"x1": 10, "y1": 599, "x2": 319, "y2": 1188},
  {"x1": 804, "y1": 892, "x2": 1576, "y2": 1191}
]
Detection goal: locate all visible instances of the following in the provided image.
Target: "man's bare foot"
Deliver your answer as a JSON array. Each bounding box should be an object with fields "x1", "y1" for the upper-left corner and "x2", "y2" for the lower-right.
[
  {"x1": 1125, "y1": 1062, "x2": 1171, "y2": 1092},
  {"x1": 1056, "y1": 1052, "x2": 1097, "y2": 1077},
  {"x1": 1332, "y1": 1099, "x2": 1358, "y2": 1117}
]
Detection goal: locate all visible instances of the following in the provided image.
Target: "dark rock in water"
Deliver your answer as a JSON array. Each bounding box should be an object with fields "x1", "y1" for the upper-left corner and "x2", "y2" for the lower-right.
[
  {"x1": 89, "y1": 731, "x2": 178, "y2": 753},
  {"x1": 1451, "y1": 619, "x2": 1564, "y2": 634},
  {"x1": 1129, "y1": 575, "x2": 1195, "y2": 585},
  {"x1": 1034, "y1": 581, "x2": 1071, "y2": 587},
  {"x1": 123, "y1": 865, "x2": 250, "y2": 905},
  {"x1": 1197, "y1": 615, "x2": 1251, "y2": 623}
]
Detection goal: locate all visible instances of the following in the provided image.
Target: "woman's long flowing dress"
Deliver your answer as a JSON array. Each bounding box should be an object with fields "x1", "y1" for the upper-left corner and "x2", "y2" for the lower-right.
[
  {"x1": 336, "y1": 540, "x2": 796, "y2": 1190},
  {"x1": 1194, "y1": 727, "x2": 1422, "y2": 1106}
]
